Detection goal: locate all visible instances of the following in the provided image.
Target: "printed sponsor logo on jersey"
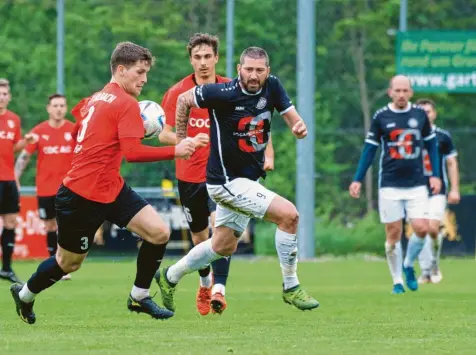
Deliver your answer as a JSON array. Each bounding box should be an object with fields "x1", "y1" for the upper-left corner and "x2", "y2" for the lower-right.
[
  {"x1": 408, "y1": 118, "x2": 418, "y2": 128},
  {"x1": 64, "y1": 132, "x2": 72, "y2": 141},
  {"x1": 43, "y1": 145, "x2": 73, "y2": 154},
  {"x1": 256, "y1": 97, "x2": 267, "y2": 110},
  {"x1": 386, "y1": 122, "x2": 396, "y2": 128},
  {"x1": 189, "y1": 118, "x2": 210, "y2": 128},
  {"x1": 234, "y1": 111, "x2": 271, "y2": 152},
  {"x1": 388, "y1": 128, "x2": 421, "y2": 159},
  {"x1": 7, "y1": 120, "x2": 15, "y2": 129},
  {"x1": 235, "y1": 106, "x2": 245, "y2": 111},
  {"x1": 0, "y1": 131, "x2": 15, "y2": 140}
]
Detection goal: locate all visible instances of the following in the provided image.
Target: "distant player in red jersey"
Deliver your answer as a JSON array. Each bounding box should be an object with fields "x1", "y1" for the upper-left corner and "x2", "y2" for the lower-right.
[
  {"x1": 15, "y1": 94, "x2": 75, "y2": 281},
  {"x1": 10, "y1": 42, "x2": 196, "y2": 324},
  {"x1": 0, "y1": 78, "x2": 37, "y2": 283},
  {"x1": 157, "y1": 33, "x2": 275, "y2": 315}
]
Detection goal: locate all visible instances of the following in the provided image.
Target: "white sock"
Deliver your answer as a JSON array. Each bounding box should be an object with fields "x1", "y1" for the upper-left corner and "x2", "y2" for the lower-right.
[
  {"x1": 418, "y1": 235, "x2": 433, "y2": 275},
  {"x1": 403, "y1": 234, "x2": 426, "y2": 268},
  {"x1": 275, "y1": 228, "x2": 299, "y2": 290},
  {"x1": 167, "y1": 239, "x2": 221, "y2": 284},
  {"x1": 200, "y1": 272, "x2": 213, "y2": 288},
  {"x1": 19, "y1": 284, "x2": 36, "y2": 303},
  {"x1": 385, "y1": 241, "x2": 403, "y2": 285},
  {"x1": 435, "y1": 232, "x2": 444, "y2": 266},
  {"x1": 212, "y1": 283, "x2": 225, "y2": 296},
  {"x1": 130, "y1": 285, "x2": 149, "y2": 301}
]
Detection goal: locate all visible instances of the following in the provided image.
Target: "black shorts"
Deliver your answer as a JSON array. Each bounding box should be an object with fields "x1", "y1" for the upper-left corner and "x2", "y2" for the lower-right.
[
  {"x1": 55, "y1": 183, "x2": 148, "y2": 254},
  {"x1": 0, "y1": 181, "x2": 20, "y2": 215},
  {"x1": 38, "y1": 195, "x2": 56, "y2": 220},
  {"x1": 177, "y1": 180, "x2": 216, "y2": 233}
]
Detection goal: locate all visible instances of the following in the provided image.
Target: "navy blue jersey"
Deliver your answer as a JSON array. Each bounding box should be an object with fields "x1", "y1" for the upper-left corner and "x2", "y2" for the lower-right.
[
  {"x1": 423, "y1": 126, "x2": 457, "y2": 196},
  {"x1": 194, "y1": 76, "x2": 293, "y2": 184},
  {"x1": 365, "y1": 103, "x2": 434, "y2": 188}
]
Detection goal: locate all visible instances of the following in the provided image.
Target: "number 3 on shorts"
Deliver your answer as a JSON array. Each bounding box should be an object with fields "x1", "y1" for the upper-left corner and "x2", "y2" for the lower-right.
[{"x1": 80, "y1": 237, "x2": 89, "y2": 251}]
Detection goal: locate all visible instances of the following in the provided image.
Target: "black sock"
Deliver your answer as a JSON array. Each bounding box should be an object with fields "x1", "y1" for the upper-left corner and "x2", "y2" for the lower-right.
[
  {"x1": 27, "y1": 256, "x2": 67, "y2": 294},
  {"x1": 47, "y1": 231, "x2": 58, "y2": 257},
  {"x1": 212, "y1": 256, "x2": 231, "y2": 286},
  {"x1": 1, "y1": 228, "x2": 15, "y2": 272},
  {"x1": 134, "y1": 240, "x2": 167, "y2": 289},
  {"x1": 198, "y1": 265, "x2": 211, "y2": 278}
]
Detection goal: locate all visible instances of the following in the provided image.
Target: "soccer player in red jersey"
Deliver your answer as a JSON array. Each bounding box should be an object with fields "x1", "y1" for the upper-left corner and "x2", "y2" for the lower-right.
[
  {"x1": 0, "y1": 78, "x2": 37, "y2": 283},
  {"x1": 157, "y1": 34, "x2": 275, "y2": 315},
  {"x1": 10, "y1": 42, "x2": 196, "y2": 324},
  {"x1": 15, "y1": 94, "x2": 75, "y2": 280}
]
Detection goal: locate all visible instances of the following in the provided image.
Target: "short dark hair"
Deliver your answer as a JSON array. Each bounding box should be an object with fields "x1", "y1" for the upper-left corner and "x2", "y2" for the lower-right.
[
  {"x1": 110, "y1": 42, "x2": 155, "y2": 73},
  {"x1": 416, "y1": 98, "x2": 436, "y2": 109},
  {"x1": 0, "y1": 78, "x2": 10, "y2": 90},
  {"x1": 48, "y1": 93, "x2": 66, "y2": 104},
  {"x1": 239, "y1": 47, "x2": 269, "y2": 66},
  {"x1": 187, "y1": 33, "x2": 219, "y2": 56}
]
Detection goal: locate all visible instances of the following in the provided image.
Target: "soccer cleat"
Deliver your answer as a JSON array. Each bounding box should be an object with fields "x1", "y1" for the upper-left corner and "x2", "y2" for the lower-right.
[
  {"x1": 282, "y1": 285, "x2": 319, "y2": 311},
  {"x1": 0, "y1": 269, "x2": 21, "y2": 283},
  {"x1": 392, "y1": 283, "x2": 405, "y2": 294},
  {"x1": 418, "y1": 274, "x2": 431, "y2": 285},
  {"x1": 61, "y1": 274, "x2": 72, "y2": 281},
  {"x1": 196, "y1": 286, "x2": 212, "y2": 315},
  {"x1": 210, "y1": 292, "x2": 227, "y2": 315},
  {"x1": 430, "y1": 268, "x2": 443, "y2": 284},
  {"x1": 403, "y1": 266, "x2": 418, "y2": 291},
  {"x1": 154, "y1": 267, "x2": 176, "y2": 312},
  {"x1": 127, "y1": 294, "x2": 173, "y2": 320},
  {"x1": 10, "y1": 283, "x2": 36, "y2": 325}
]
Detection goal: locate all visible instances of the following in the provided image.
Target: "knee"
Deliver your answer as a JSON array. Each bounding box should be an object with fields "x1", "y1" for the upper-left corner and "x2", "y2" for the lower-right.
[
  {"x1": 145, "y1": 223, "x2": 170, "y2": 245},
  {"x1": 385, "y1": 224, "x2": 401, "y2": 243},
  {"x1": 191, "y1": 229, "x2": 209, "y2": 246},
  {"x1": 279, "y1": 207, "x2": 299, "y2": 233},
  {"x1": 56, "y1": 255, "x2": 82, "y2": 274},
  {"x1": 212, "y1": 236, "x2": 237, "y2": 256},
  {"x1": 4, "y1": 216, "x2": 18, "y2": 229},
  {"x1": 428, "y1": 225, "x2": 439, "y2": 238},
  {"x1": 413, "y1": 223, "x2": 429, "y2": 237}
]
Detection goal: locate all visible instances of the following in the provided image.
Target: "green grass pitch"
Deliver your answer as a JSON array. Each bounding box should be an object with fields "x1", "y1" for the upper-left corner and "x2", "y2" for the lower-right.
[{"x1": 1, "y1": 258, "x2": 475, "y2": 354}]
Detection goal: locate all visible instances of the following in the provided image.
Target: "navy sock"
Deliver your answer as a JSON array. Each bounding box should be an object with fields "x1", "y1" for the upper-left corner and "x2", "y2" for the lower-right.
[
  {"x1": 27, "y1": 256, "x2": 67, "y2": 294},
  {"x1": 1, "y1": 228, "x2": 15, "y2": 272},
  {"x1": 212, "y1": 256, "x2": 231, "y2": 286},
  {"x1": 47, "y1": 231, "x2": 58, "y2": 257},
  {"x1": 134, "y1": 240, "x2": 167, "y2": 289}
]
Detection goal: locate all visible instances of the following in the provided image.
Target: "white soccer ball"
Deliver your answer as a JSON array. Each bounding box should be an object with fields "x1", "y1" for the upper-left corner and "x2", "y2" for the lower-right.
[{"x1": 139, "y1": 100, "x2": 165, "y2": 139}]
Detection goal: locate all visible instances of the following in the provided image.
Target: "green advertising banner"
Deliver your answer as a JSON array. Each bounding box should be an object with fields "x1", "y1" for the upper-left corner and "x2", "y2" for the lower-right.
[{"x1": 396, "y1": 31, "x2": 476, "y2": 93}]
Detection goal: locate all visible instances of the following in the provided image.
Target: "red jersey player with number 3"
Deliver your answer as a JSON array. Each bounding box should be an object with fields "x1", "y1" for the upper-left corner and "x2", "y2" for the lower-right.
[
  {"x1": 10, "y1": 42, "x2": 196, "y2": 325},
  {"x1": 157, "y1": 33, "x2": 275, "y2": 316}
]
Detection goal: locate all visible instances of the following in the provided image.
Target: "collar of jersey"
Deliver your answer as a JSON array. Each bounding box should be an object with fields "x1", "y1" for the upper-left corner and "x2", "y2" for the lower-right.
[{"x1": 387, "y1": 102, "x2": 412, "y2": 113}]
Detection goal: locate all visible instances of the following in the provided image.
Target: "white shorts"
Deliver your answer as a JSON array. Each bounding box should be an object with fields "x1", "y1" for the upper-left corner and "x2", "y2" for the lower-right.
[
  {"x1": 378, "y1": 186, "x2": 429, "y2": 223},
  {"x1": 207, "y1": 178, "x2": 277, "y2": 233},
  {"x1": 428, "y1": 194, "x2": 446, "y2": 221}
]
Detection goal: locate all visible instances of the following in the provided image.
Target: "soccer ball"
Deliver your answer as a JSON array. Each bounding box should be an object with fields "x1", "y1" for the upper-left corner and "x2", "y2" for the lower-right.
[{"x1": 139, "y1": 100, "x2": 165, "y2": 139}]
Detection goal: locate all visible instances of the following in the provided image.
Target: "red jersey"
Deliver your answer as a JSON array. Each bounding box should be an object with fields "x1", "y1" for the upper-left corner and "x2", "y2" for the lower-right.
[
  {"x1": 63, "y1": 83, "x2": 144, "y2": 203},
  {"x1": 0, "y1": 110, "x2": 21, "y2": 181},
  {"x1": 161, "y1": 74, "x2": 230, "y2": 183},
  {"x1": 25, "y1": 120, "x2": 75, "y2": 196}
]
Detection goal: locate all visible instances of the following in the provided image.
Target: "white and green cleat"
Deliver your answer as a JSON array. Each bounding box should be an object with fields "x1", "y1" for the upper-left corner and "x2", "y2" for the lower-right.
[{"x1": 282, "y1": 285, "x2": 319, "y2": 311}]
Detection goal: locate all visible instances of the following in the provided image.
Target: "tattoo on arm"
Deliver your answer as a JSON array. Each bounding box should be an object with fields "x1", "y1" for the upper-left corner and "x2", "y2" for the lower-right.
[
  {"x1": 14, "y1": 151, "x2": 31, "y2": 179},
  {"x1": 175, "y1": 88, "x2": 198, "y2": 141}
]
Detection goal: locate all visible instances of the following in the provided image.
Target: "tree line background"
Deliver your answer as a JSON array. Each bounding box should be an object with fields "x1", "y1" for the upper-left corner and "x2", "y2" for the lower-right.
[{"x1": 2, "y1": 0, "x2": 476, "y2": 232}]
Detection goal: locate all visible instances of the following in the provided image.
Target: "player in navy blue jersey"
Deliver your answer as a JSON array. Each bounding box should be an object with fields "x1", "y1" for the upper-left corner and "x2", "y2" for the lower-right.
[
  {"x1": 155, "y1": 46, "x2": 319, "y2": 313},
  {"x1": 349, "y1": 75, "x2": 441, "y2": 294},
  {"x1": 415, "y1": 98, "x2": 459, "y2": 285}
]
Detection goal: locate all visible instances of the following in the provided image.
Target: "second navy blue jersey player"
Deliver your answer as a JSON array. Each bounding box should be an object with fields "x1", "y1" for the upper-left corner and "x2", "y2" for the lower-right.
[{"x1": 193, "y1": 75, "x2": 292, "y2": 184}]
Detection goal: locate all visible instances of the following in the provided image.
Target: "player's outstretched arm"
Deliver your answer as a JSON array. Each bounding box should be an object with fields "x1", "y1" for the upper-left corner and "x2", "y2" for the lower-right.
[
  {"x1": 424, "y1": 136, "x2": 442, "y2": 194},
  {"x1": 158, "y1": 124, "x2": 177, "y2": 145},
  {"x1": 14, "y1": 133, "x2": 38, "y2": 152},
  {"x1": 264, "y1": 133, "x2": 275, "y2": 171},
  {"x1": 14, "y1": 150, "x2": 31, "y2": 180},
  {"x1": 120, "y1": 137, "x2": 195, "y2": 162},
  {"x1": 281, "y1": 108, "x2": 307, "y2": 139},
  {"x1": 175, "y1": 88, "x2": 199, "y2": 142},
  {"x1": 446, "y1": 156, "x2": 460, "y2": 204},
  {"x1": 349, "y1": 143, "x2": 378, "y2": 198}
]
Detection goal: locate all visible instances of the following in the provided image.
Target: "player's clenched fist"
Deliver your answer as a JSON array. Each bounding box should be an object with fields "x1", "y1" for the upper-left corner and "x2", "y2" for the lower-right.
[
  {"x1": 348, "y1": 181, "x2": 362, "y2": 198},
  {"x1": 192, "y1": 133, "x2": 209, "y2": 148},
  {"x1": 292, "y1": 120, "x2": 307, "y2": 139},
  {"x1": 24, "y1": 132, "x2": 39, "y2": 144},
  {"x1": 175, "y1": 138, "x2": 196, "y2": 160}
]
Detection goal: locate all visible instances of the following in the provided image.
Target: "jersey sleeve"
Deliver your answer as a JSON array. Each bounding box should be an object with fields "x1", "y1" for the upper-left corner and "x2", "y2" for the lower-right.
[
  {"x1": 365, "y1": 112, "x2": 382, "y2": 146},
  {"x1": 24, "y1": 125, "x2": 39, "y2": 154},
  {"x1": 270, "y1": 76, "x2": 294, "y2": 114},
  {"x1": 442, "y1": 131, "x2": 457, "y2": 157},
  {"x1": 422, "y1": 112, "x2": 435, "y2": 141},
  {"x1": 118, "y1": 100, "x2": 145, "y2": 139},
  {"x1": 14, "y1": 116, "x2": 21, "y2": 144},
  {"x1": 71, "y1": 97, "x2": 90, "y2": 122},
  {"x1": 161, "y1": 88, "x2": 179, "y2": 128},
  {"x1": 193, "y1": 83, "x2": 228, "y2": 109}
]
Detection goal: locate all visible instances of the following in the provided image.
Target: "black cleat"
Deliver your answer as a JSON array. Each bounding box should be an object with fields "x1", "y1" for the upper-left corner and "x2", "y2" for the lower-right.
[
  {"x1": 0, "y1": 269, "x2": 22, "y2": 283},
  {"x1": 127, "y1": 294, "x2": 174, "y2": 320},
  {"x1": 10, "y1": 283, "x2": 36, "y2": 324}
]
